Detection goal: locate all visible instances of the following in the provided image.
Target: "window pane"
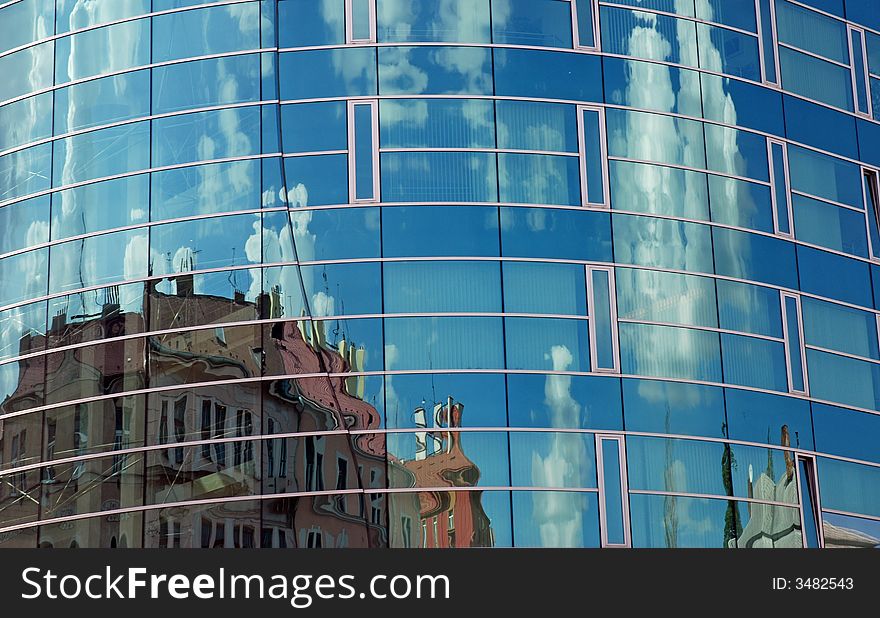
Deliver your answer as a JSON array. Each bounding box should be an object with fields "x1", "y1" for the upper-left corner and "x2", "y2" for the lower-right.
[
  {"x1": 52, "y1": 175, "x2": 149, "y2": 239},
  {"x1": 0, "y1": 42, "x2": 53, "y2": 104},
  {"x1": 725, "y1": 388, "x2": 813, "y2": 449},
  {"x1": 379, "y1": 46, "x2": 493, "y2": 95},
  {"x1": 776, "y1": 0, "x2": 849, "y2": 63},
  {"x1": 607, "y1": 109, "x2": 706, "y2": 169},
  {"x1": 0, "y1": 143, "x2": 52, "y2": 203},
  {"x1": 721, "y1": 333, "x2": 788, "y2": 392},
  {"x1": 779, "y1": 47, "x2": 853, "y2": 111},
  {"x1": 709, "y1": 175, "x2": 774, "y2": 233},
  {"x1": 503, "y1": 262, "x2": 586, "y2": 315},
  {"x1": 384, "y1": 373, "x2": 507, "y2": 429},
  {"x1": 152, "y1": 107, "x2": 261, "y2": 167},
  {"x1": 787, "y1": 146, "x2": 863, "y2": 209},
  {"x1": 282, "y1": 102, "x2": 347, "y2": 153},
  {"x1": 381, "y1": 99, "x2": 495, "y2": 149},
  {"x1": 603, "y1": 58, "x2": 703, "y2": 118},
  {"x1": 803, "y1": 297, "x2": 879, "y2": 360},
  {"x1": 630, "y1": 494, "x2": 736, "y2": 548},
  {"x1": 384, "y1": 316, "x2": 504, "y2": 370},
  {"x1": 491, "y1": 0, "x2": 573, "y2": 48},
  {"x1": 152, "y1": 3, "x2": 261, "y2": 63},
  {"x1": 381, "y1": 152, "x2": 497, "y2": 202},
  {"x1": 493, "y1": 48, "x2": 602, "y2": 101},
  {"x1": 797, "y1": 246, "x2": 872, "y2": 308},
  {"x1": 383, "y1": 261, "x2": 501, "y2": 313},
  {"x1": 501, "y1": 207, "x2": 612, "y2": 262},
  {"x1": 513, "y1": 491, "x2": 600, "y2": 547},
  {"x1": 499, "y1": 153, "x2": 581, "y2": 206},
  {"x1": 600, "y1": 6, "x2": 698, "y2": 67},
  {"x1": 0, "y1": 196, "x2": 49, "y2": 255},
  {"x1": 600, "y1": 439, "x2": 626, "y2": 543},
  {"x1": 613, "y1": 215, "x2": 714, "y2": 274},
  {"x1": 152, "y1": 55, "x2": 261, "y2": 114},
  {"x1": 48, "y1": 229, "x2": 148, "y2": 294},
  {"x1": 508, "y1": 373, "x2": 623, "y2": 430},
  {"x1": 151, "y1": 160, "x2": 262, "y2": 220},
  {"x1": 510, "y1": 432, "x2": 596, "y2": 488},
  {"x1": 712, "y1": 227, "x2": 798, "y2": 288},
  {"x1": 619, "y1": 323, "x2": 722, "y2": 381},
  {"x1": 352, "y1": 103, "x2": 375, "y2": 200},
  {"x1": 616, "y1": 268, "x2": 717, "y2": 328},
  {"x1": 377, "y1": 0, "x2": 491, "y2": 43},
  {"x1": 55, "y1": 71, "x2": 150, "y2": 134},
  {"x1": 505, "y1": 317, "x2": 590, "y2": 371},
  {"x1": 0, "y1": 94, "x2": 53, "y2": 154},
  {"x1": 697, "y1": 23, "x2": 760, "y2": 81},
  {"x1": 279, "y1": 48, "x2": 377, "y2": 99},
  {"x1": 54, "y1": 122, "x2": 150, "y2": 187},
  {"x1": 793, "y1": 194, "x2": 868, "y2": 257},
  {"x1": 610, "y1": 161, "x2": 709, "y2": 220},
  {"x1": 382, "y1": 205, "x2": 499, "y2": 257},
  {"x1": 284, "y1": 154, "x2": 348, "y2": 207},
  {"x1": 278, "y1": 0, "x2": 345, "y2": 47},
  {"x1": 716, "y1": 279, "x2": 782, "y2": 338},
  {"x1": 818, "y1": 458, "x2": 880, "y2": 518},
  {"x1": 623, "y1": 379, "x2": 726, "y2": 439},
  {"x1": 496, "y1": 100, "x2": 577, "y2": 152}
]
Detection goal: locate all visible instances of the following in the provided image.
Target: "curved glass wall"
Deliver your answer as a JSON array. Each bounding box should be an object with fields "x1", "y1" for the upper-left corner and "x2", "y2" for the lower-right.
[{"x1": 1, "y1": 0, "x2": 880, "y2": 549}]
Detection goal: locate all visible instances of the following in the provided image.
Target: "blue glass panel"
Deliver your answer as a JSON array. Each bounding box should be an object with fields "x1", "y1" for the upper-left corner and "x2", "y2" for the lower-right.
[
  {"x1": 508, "y1": 374, "x2": 623, "y2": 430},
  {"x1": 697, "y1": 0, "x2": 758, "y2": 31},
  {"x1": 0, "y1": 248, "x2": 48, "y2": 307},
  {"x1": 48, "y1": 229, "x2": 148, "y2": 294},
  {"x1": 152, "y1": 3, "x2": 261, "y2": 62},
  {"x1": 54, "y1": 71, "x2": 150, "y2": 134},
  {"x1": 281, "y1": 261, "x2": 381, "y2": 317},
  {"x1": 279, "y1": 48, "x2": 377, "y2": 99},
  {"x1": 813, "y1": 403, "x2": 880, "y2": 463},
  {"x1": 152, "y1": 55, "x2": 261, "y2": 114},
  {"x1": 284, "y1": 154, "x2": 348, "y2": 207},
  {"x1": 716, "y1": 279, "x2": 783, "y2": 338},
  {"x1": 281, "y1": 102, "x2": 347, "y2": 153},
  {"x1": 704, "y1": 124, "x2": 769, "y2": 182},
  {"x1": 498, "y1": 153, "x2": 581, "y2": 206},
  {"x1": 353, "y1": 104, "x2": 375, "y2": 201},
  {"x1": 780, "y1": 47, "x2": 853, "y2": 112},
  {"x1": 787, "y1": 145, "x2": 863, "y2": 209},
  {"x1": 382, "y1": 205, "x2": 499, "y2": 257},
  {"x1": 619, "y1": 323, "x2": 722, "y2": 382},
  {"x1": 604, "y1": 0, "x2": 694, "y2": 14},
  {"x1": 591, "y1": 269, "x2": 615, "y2": 370},
  {"x1": 387, "y1": 431, "x2": 509, "y2": 487},
  {"x1": 0, "y1": 0, "x2": 54, "y2": 54},
  {"x1": 712, "y1": 227, "x2": 798, "y2": 289},
  {"x1": 622, "y1": 379, "x2": 726, "y2": 439},
  {"x1": 512, "y1": 491, "x2": 601, "y2": 547},
  {"x1": 289, "y1": 207, "x2": 381, "y2": 261},
  {"x1": 858, "y1": 116, "x2": 880, "y2": 169},
  {"x1": 503, "y1": 262, "x2": 587, "y2": 316},
  {"x1": 510, "y1": 432, "x2": 596, "y2": 488},
  {"x1": 822, "y1": 512, "x2": 880, "y2": 548},
  {"x1": 493, "y1": 48, "x2": 602, "y2": 101},
  {"x1": 721, "y1": 333, "x2": 788, "y2": 392},
  {"x1": 505, "y1": 317, "x2": 590, "y2": 371},
  {"x1": 818, "y1": 458, "x2": 880, "y2": 518},
  {"x1": 278, "y1": 0, "x2": 345, "y2": 47},
  {"x1": 697, "y1": 23, "x2": 761, "y2": 81},
  {"x1": 868, "y1": 31, "x2": 880, "y2": 74},
  {"x1": 626, "y1": 436, "x2": 727, "y2": 496},
  {"x1": 491, "y1": 0, "x2": 573, "y2": 48},
  {"x1": 610, "y1": 161, "x2": 709, "y2": 220},
  {"x1": 607, "y1": 108, "x2": 705, "y2": 169},
  {"x1": 384, "y1": 316, "x2": 504, "y2": 370},
  {"x1": 496, "y1": 100, "x2": 577, "y2": 152},
  {"x1": 616, "y1": 268, "x2": 717, "y2": 327},
  {"x1": 613, "y1": 215, "x2": 714, "y2": 274},
  {"x1": 600, "y1": 6, "x2": 698, "y2": 67},
  {"x1": 55, "y1": 20, "x2": 148, "y2": 84},
  {"x1": 575, "y1": 0, "x2": 596, "y2": 47},
  {"x1": 601, "y1": 439, "x2": 626, "y2": 544},
  {"x1": 630, "y1": 494, "x2": 736, "y2": 548},
  {"x1": 151, "y1": 160, "x2": 261, "y2": 220},
  {"x1": 381, "y1": 152, "x2": 497, "y2": 202},
  {"x1": 701, "y1": 73, "x2": 784, "y2": 135},
  {"x1": 783, "y1": 95, "x2": 858, "y2": 160},
  {"x1": 807, "y1": 349, "x2": 880, "y2": 411},
  {"x1": 0, "y1": 301, "x2": 46, "y2": 362},
  {"x1": 383, "y1": 261, "x2": 501, "y2": 313},
  {"x1": 725, "y1": 388, "x2": 814, "y2": 449},
  {"x1": 604, "y1": 57, "x2": 703, "y2": 118},
  {"x1": 793, "y1": 194, "x2": 869, "y2": 257},
  {"x1": 784, "y1": 295, "x2": 805, "y2": 392},
  {"x1": 378, "y1": 46, "x2": 493, "y2": 95},
  {"x1": 56, "y1": 0, "x2": 149, "y2": 32},
  {"x1": 0, "y1": 42, "x2": 53, "y2": 104},
  {"x1": 54, "y1": 122, "x2": 150, "y2": 187},
  {"x1": 53, "y1": 176, "x2": 149, "y2": 239},
  {"x1": 846, "y1": 0, "x2": 880, "y2": 30},
  {"x1": 776, "y1": 0, "x2": 849, "y2": 62},
  {"x1": 582, "y1": 108, "x2": 606, "y2": 205},
  {"x1": 384, "y1": 373, "x2": 507, "y2": 429},
  {"x1": 709, "y1": 175, "x2": 774, "y2": 233},
  {"x1": 382, "y1": 99, "x2": 495, "y2": 148},
  {"x1": 797, "y1": 246, "x2": 873, "y2": 308},
  {"x1": 501, "y1": 208, "x2": 612, "y2": 262},
  {"x1": 377, "y1": 0, "x2": 491, "y2": 43},
  {"x1": 771, "y1": 142, "x2": 791, "y2": 235},
  {"x1": 0, "y1": 196, "x2": 49, "y2": 255},
  {"x1": 351, "y1": 0, "x2": 372, "y2": 40},
  {"x1": 0, "y1": 94, "x2": 52, "y2": 154},
  {"x1": 0, "y1": 144, "x2": 52, "y2": 203}
]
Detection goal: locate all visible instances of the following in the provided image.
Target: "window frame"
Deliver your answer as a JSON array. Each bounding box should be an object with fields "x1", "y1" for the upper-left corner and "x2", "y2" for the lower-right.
[
  {"x1": 596, "y1": 434, "x2": 631, "y2": 548},
  {"x1": 795, "y1": 453, "x2": 824, "y2": 548},
  {"x1": 863, "y1": 166, "x2": 880, "y2": 261},
  {"x1": 586, "y1": 265, "x2": 619, "y2": 373},
  {"x1": 768, "y1": 138, "x2": 794, "y2": 238},
  {"x1": 780, "y1": 292, "x2": 809, "y2": 396},
  {"x1": 347, "y1": 98, "x2": 381, "y2": 204},
  {"x1": 756, "y1": 0, "x2": 781, "y2": 87},
  {"x1": 571, "y1": 0, "x2": 600, "y2": 51},
  {"x1": 577, "y1": 104, "x2": 609, "y2": 208},
  {"x1": 346, "y1": 0, "x2": 376, "y2": 44},
  {"x1": 847, "y1": 24, "x2": 872, "y2": 118}
]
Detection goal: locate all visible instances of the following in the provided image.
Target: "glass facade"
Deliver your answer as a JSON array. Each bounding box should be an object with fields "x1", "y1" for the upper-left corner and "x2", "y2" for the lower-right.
[{"x1": 0, "y1": 0, "x2": 879, "y2": 549}]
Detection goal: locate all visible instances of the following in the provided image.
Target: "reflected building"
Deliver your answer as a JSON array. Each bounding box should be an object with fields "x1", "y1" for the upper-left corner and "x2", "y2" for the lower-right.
[{"x1": 2, "y1": 0, "x2": 880, "y2": 548}]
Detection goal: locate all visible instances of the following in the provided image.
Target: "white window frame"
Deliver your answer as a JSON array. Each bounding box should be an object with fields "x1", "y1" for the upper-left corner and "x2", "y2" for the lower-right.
[
  {"x1": 767, "y1": 138, "x2": 794, "y2": 238},
  {"x1": 794, "y1": 453, "x2": 825, "y2": 548},
  {"x1": 347, "y1": 99, "x2": 381, "y2": 204},
  {"x1": 863, "y1": 166, "x2": 880, "y2": 261},
  {"x1": 345, "y1": 0, "x2": 376, "y2": 44},
  {"x1": 780, "y1": 292, "x2": 809, "y2": 396},
  {"x1": 586, "y1": 265, "x2": 620, "y2": 373},
  {"x1": 577, "y1": 104, "x2": 609, "y2": 208},
  {"x1": 848, "y1": 25, "x2": 873, "y2": 118},
  {"x1": 570, "y1": 0, "x2": 600, "y2": 51},
  {"x1": 596, "y1": 434, "x2": 631, "y2": 548},
  {"x1": 755, "y1": 0, "x2": 780, "y2": 87}
]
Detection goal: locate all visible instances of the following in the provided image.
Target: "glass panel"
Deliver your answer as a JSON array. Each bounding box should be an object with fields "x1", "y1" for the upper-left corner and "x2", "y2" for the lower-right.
[
  {"x1": 48, "y1": 229, "x2": 148, "y2": 294},
  {"x1": 736, "y1": 500, "x2": 804, "y2": 547},
  {"x1": 758, "y1": 0, "x2": 777, "y2": 83},
  {"x1": 0, "y1": 143, "x2": 52, "y2": 203},
  {"x1": 285, "y1": 154, "x2": 348, "y2": 207},
  {"x1": 53, "y1": 122, "x2": 150, "y2": 187},
  {"x1": 377, "y1": 0, "x2": 491, "y2": 43},
  {"x1": 626, "y1": 436, "x2": 728, "y2": 496},
  {"x1": 613, "y1": 214, "x2": 714, "y2": 274},
  {"x1": 822, "y1": 512, "x2": 880, "y2": 548},
  {"x1": 776, "y1": 0, "x2": 849, "y2": 63},
  {"x1": 387, "y1": 431, "x2": 509, "y2": 488},
  {"x1": 865, "y1": 171, "x2": 880, "y2": 257},
  {"x1": 55, "y1": 0, "x2": 149, "y2": 32},
  {"x1": 287, "y1": 206, "x2": 380, "y2": 261},
  {"x1": 152, "y1": 107, "x2": 261, "y2": 167},
  {"x1": 352, "y1": 103, "x2": 375, "y2": 201},
  {"x1": 55, "y1": 20, "x2": 149, "y2": 84},
  {"x1": 725, "y1": 388, "x2": 813, "y2": 449},
  {"x1": 852, "y1": 29, "x2": 870, "y2": 114},
  {"x1": 352, "y1": 0, "x2": 372, "y2": 40},
  {"x1": 630, "y1": 494, "x2": 733, "y2": 548},
  {"x1": 615, "y1": 268, "x2": 717, "y2": 328},
  {"x1": 606, "y1": 109, "x2": 706, "y2": 169},
  {"x1": 503, "y1": 262, "x2": 587, "y2": 316},
  {"x1": 501, "y1": 207, "x2": 612, "y2": 262},
  {"x1": 779, "y1": 47, "x2": 853, "y2": 111},
  {"x1": 279, "y1": 48, "x2": 377, "y2": 100},
  {"x1": 0, "y1": 248, "x2": 48, "y2": 307},
  {"x1": 807, "y1": 348, "x2": 880, "y2": 411},
  {"x1": 799, "y1": 459, "x2": 821, "y2": 548},
  {"x1": 382, "y1": 99, "x2": 495, "y2": 149},
  {"x1": 600, "y1": 6, "x2": 698, "y2": 68},
  {"x1": 388, "y1": 491, "x2": 512, "y2": 548},
  {"x1": 282, "y1": 101, "x2": 347, "y2": 153},
  {"x1": 383, "y1": 261, "x2": 501, "y2": 313},
  {"x1": 151, "y1": 160, "x2": 262, "y2": 220},
  {"x1": 813, "y1": 402, "x2": 880, "y2": 464},
  {"x1": 697, "y1": 0, "x2": 757, "y2": 31},
  {"x1": 712, "y1": 227, "x2": 798, "y2": 288},
  {"x1": 721, "y1": 333, "x2": 788, "y2": 392},
  {"x1": 491, "y1": 0, "x2": 573, "y2": 48},
  {"x1": 54, "y1": 71, "x2": 150, "y2": 134},
  {"x1": 610, "y1": 161, "x2": 709, "y2": 220},
  {"x1": 52, "y1": 175, "x2": 149, "y2": 240},
  {"x1": 575, "y1": 0, "x2": 596, "y2": 47},
  {"x1": 381, "y1": 152, "x2": 497, "y2": 202},
  {"x1": 0, "y1": 196, "x2": 49, "y2": 255},
  {"x1": 493, "y1": 48, "x2": 602, "y2": 101},
  {"x1": 382, "y1": 205, "x2": 499, "y2": 257},
  {"x1": 797, "y1": 245, "x2": 873, "y2": 309},
  {"x1": 582, "y1": 108, "x2": 605, "y2": 205},
  {"x1": 278, "y1": 0, "x2": 345, "y2": 47},
  {"x1": 0, "y1": 0, "x2": 54, "y2": 54},
  {"x1": 704, "y1": 124, "x2": 769, "y2": 182},
  {"x1": 697, "y1": 23, "x2": 761, "y2": 81},
  {"x1": 48, "y1": 281, "x2": 145, "y2": 349},
  {"x1": 593, "y1": 270, "x2": 615, "y2": 370},
  {"x1": 803, "y1": 297, "x2": 879, "y2": 360},
  {"x1": 716, "y1": 279, "x2": 784, "y2": 338},
  {"x1": 601, "y1": 438, "x2": 626, "y2": 544},
  {"x1": 603, "y1": 57, "x2": 703, "y2": 118},
  {"x1": 513, "y1": 491, "x2": 600, "y2": 547},
  {"x1": 498, "y1": 153, "x2": 581, "y2": 206},
  {"x1": 152, "y1": 3, "x2": 261, "y2": 62},
  {"x1": 0, "y1": 42, "x2": 53, "y2": 105},
  {"x1": 295, "y1": 262, "x2": 381, "y2": 317},
  {"x1": 507, "y1": 374, "x2": 623, "y2": 430},
  {"x1": 701, "y1": 72, "x2": 785, "y2": 135},
  {"x1": 0, "y1": 301, "x2": 46, "y2": 362},
  {"x1": 818, "y1": 458, "x2": 880, "y2": 518},
  {"x1": 0, "y1": 94, "x2": 53, "y2": 154},
  {"x1": 770, "y1": 142, "x2": 791, "y2": 234},
  {"x1": 504, "y1": 317, "x2": 590, "y2": 371},
  {"x1": 622, "y1": 379, "x2": 726, "y2": 439},
  {"x1": 384, "y1": 373, "x2": 507, "y2": 428},
  {"x1": 510, "y1": 432, "x2": 596, "y2": 488},
  {"x1": 384, "y1": 316, "x2": 504, "y2": 370},
  {"x1": 619, "y1": 323, "x2": 722, "y2": 382},
  {"x1": 496, "y1": 100, "x2": 577, "y2": 152},
  {"x1": 41, "y1": 454, "x2": 143, "y2": 521},
  {"x1": 152, "y1": 54, "x2": 261, "y2": 114},
  {"x1": 709, "y1": 175, "x2": 774, "y2": 233},
  {"x1": 787, "y1": 145, "x2": 863, "y2": 209},
  {"x1": 151, "y1": 269, "x2": 261, "y2": 329},
  {"x1": 378, "y1": 46, "x2": 493, "y2": 95},
  {"x1": 784, "y1": 296, "x2": 805, "y2": 392}
]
